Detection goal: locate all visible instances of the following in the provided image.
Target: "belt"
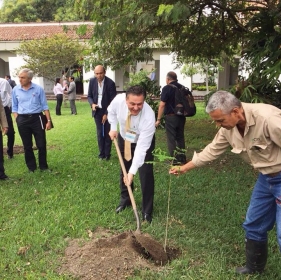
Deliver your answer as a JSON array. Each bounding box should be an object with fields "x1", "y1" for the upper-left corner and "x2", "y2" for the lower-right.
[
  {"x1": 267, "y1": 171, "x2": 281, "y2": 178},
  {"x1": 18, "y1": 113, "x2": 41, "y2": 117},
  {"x1": 166, "y1": 113, "x2": 175, "y2": 116}
]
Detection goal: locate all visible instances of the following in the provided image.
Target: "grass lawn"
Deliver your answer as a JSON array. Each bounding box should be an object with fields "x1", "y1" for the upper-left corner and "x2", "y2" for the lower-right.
[{"x1": 0, "y1": 101, "x2": 280, "y2": 279}]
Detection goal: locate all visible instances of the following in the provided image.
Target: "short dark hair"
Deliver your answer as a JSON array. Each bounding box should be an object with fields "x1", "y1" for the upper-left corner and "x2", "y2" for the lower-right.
[
  {"x1": 70, "y1": 76, "x2": 75, "y2": 81},
  {"x1": 55, "y1": 77, "x2": 60, "y2": 84},
  {"x1": 5, "y1": 75, "x2": 11, "y2": 79},
  {"x1": 166, "y1": 71, "x2": 177, "y2": 81},
  {"x1": 126, "y1": 85, "x2": 146, "y2": 99}
]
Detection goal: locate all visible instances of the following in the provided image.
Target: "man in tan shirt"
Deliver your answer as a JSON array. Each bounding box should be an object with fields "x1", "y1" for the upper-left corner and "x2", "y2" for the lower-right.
[{"x1": 170, "y1": 91, "x2": 281, "y2": 275}]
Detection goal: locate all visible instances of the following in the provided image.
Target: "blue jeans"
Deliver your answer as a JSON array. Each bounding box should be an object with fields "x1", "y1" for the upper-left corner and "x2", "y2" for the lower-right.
[{"x1": 243, "y1": 173, "x2": 281, "y2": 251}]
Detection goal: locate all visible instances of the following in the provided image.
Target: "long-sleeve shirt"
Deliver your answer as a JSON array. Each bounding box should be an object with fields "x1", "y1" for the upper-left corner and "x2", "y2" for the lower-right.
[
  {"x1": 12, "y1": 82, "x2": 49, "y2": 114},
  {"x1": 192, "y1": 102, "x2": 281, "y2": 174},
  {"x1": 53, "y1": 83, "x2": 64, "y2": 95},
  {"x1": 107, "y1": 93, "x2": 156, "y2": 174},
  {"x1": 0, "y1": 98, "x2": 8, "y2": 128},
  {"x1": 0, "y1": 78, "x2": 12, "y2": 107}
]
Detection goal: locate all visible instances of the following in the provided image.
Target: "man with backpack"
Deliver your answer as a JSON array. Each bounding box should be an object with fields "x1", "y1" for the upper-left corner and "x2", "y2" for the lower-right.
[{"x1": 155, "y1": 71, "x2": 187, "y2": 165}]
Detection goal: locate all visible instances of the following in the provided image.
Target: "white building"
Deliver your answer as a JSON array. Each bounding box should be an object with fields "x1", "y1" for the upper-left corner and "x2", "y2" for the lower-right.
[{"x1": 0, "y1": 22, "x2": 237, "y2": 94}]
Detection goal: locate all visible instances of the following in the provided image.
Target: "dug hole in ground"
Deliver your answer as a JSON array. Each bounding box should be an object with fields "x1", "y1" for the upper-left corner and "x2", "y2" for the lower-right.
[{"x1": 58, "y1": 227, "x2": 181, "y2": 280}]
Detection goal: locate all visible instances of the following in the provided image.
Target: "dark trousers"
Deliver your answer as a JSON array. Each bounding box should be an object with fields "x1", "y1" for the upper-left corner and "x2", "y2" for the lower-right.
[
  {"x1": 94, "y1": 109, "x2": 112, "y2": 158},
  {"x1": 165, "y1": 115, "x2": 186, "y2": 164},
  {"x1": 4, "y1": 106, "x2": 15, "y2": 157},
  {"x1": 16, "y1": 114, "x2": 48, "y2": 171},
  {"x1": 118, "y1": 134, "x2": 155, "y2": 215},
  {"x1": 69, "y1": 100, "x2": 77, "y2": 114},
  {"x1": 0, "y1": 132, "x2": 6, "y2": 177},
  {"x1": 56, "y1": 94, "x2": 63, "y2": 115}
]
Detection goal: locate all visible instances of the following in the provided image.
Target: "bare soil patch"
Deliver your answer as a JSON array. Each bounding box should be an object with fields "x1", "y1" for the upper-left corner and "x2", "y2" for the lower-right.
[
  {"x1": 58, "y1": 227, "x2": 180, "y2": 280},
  {"x1": 3, "y1": 145, "x2": 56, "y2": 155},
  {"x1": 3, "y1": 145, "x2": 25, "y2": 155}
]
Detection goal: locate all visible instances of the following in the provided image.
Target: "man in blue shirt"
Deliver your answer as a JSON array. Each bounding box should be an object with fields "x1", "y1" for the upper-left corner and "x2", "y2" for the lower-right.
[{"x1": 12, "y1": 68, "x2": 52, "y2": 172}]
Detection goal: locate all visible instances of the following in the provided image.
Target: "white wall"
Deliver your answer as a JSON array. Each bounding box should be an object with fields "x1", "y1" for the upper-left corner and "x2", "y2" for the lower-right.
[
  {"x1": 159, "y1": 54, "x2": 192, "y2": 89},
  {"x1": 9, "y1": 56, "x2": 43, "y2": 86}
]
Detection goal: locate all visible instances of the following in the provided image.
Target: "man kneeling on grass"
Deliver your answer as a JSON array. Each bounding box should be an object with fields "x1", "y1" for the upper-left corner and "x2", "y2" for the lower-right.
[{"x1": 170, "y1": 91, "x2": 281, "y2": 275}]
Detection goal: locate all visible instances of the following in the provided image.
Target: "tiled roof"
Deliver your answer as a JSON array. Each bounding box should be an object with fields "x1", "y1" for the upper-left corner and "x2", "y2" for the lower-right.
[{"x1": 0, "y1": 22, "x2": 94, "y2": 41}]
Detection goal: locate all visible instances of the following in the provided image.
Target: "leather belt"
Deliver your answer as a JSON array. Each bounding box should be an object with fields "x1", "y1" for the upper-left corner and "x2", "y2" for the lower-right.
[
  {"x1": 166, "y1": 113, "x2": 175, "y2": 116},
  {"x1": 18, "y1": 113, "x2": 41, "y2": 117},
  {"x1": 267, "y1": 171, "x2": 281, "y2": 178}
]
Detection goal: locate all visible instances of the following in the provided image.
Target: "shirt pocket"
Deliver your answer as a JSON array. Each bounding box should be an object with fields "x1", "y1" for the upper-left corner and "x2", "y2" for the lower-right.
[
  {"x1": 248, "y1": 143, "x2": 271, "y2": 164},
  {"x1": 31, "y1": 93, "x2": 40, "y2": 104}
]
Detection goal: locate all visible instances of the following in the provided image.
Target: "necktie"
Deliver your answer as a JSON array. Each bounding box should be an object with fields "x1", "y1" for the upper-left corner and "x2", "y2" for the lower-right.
[{"x1": 124, "y1": 111, "x2": 131, "y2": 161}]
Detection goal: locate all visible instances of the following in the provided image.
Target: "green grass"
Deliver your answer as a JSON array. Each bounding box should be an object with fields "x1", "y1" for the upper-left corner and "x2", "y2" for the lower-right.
[{"x1": 0, "y1": 101, "x2": 280, "y2": 279}]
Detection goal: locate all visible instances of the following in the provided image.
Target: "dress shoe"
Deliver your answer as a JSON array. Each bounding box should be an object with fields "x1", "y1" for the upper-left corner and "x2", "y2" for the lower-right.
[
  {"x1": 142, "y1": 213, "x2": 152, "y2": 223},
  {"x1": 7, "y1": 155, "x2": 13, "y2": 159},
  {"x1": 115, "y1": 204, "x2": 131, "y2": 213},
  {"x1": 105, "y1": 156, "x2": 111, "y2": 161},
  {"x1": 0, "y1": 174, "x2": 9, "y2": 180}
]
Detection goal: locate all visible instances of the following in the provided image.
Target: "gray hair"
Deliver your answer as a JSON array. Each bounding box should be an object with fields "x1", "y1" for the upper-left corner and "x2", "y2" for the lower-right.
[
  {"x1": 206, "y1": 91, "x2": 241, "y2": 114},
  {"x1": 19, "y1": 68, "x2": 34, "y2": 79}
]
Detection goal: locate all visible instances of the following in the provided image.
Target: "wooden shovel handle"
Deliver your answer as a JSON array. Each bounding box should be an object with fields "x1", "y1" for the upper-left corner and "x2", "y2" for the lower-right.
[
  {"x1": 113, "y1": 138, "x2": 137, "y2": 210},
  {"x1": 113, "y1": 138, "x2": 141, "y2": 232}
]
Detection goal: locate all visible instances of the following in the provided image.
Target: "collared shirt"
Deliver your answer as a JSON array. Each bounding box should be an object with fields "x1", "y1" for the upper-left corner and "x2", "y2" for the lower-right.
[
  {"x1": 108, "y1": 93, "x2": 156, "y2": 174},
  {"x1": 97, "y1": 79, "x2": 104, "y2": 108},
  {"x1": 0, "y1": 78, "x2": 12, "y2": 107},
  {"x1": 12, "y1": 82, "x2": 49, "y2": 114},
  {"x1": 53, "y1": 83, "x2": 64, "y2": 95},
  {"x1": 192, "y1": 102, "x2": 281, "y2": 174}
]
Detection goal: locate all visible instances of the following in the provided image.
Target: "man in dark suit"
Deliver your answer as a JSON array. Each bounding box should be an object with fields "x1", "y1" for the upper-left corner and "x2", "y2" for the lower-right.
[{"x1": 87, "y1": 65, "x2": 117, "y2": 160}]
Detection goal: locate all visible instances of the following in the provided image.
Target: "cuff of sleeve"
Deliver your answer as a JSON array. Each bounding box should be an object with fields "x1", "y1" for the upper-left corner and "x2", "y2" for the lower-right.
[
  {"x1": 110, "y1": 123, "x2": 118, "y2": 131},
  {"x1": 191, "y1": 151, "x2": 203, "y2": 167},
  {"x1": 129, "y1": 164, "x2": 138, "y2": 175}
]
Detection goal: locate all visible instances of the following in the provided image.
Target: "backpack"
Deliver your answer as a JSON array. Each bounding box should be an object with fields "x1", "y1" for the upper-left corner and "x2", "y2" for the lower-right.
[{"x1": 168, "y1": 84, "x2": 196, "y2": 117}]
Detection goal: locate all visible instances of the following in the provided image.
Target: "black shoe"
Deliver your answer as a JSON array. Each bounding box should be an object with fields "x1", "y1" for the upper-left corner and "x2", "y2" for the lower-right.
[
  {"x1": 7, "y1": 155, "x2": 13, "y2": 159},
  {"x1": 0, "y1": 174, "x2": 9, "y2": 180},
  {"x1": 105, "y1": 156, "x2": 111, "y2": 161},
  {"x1": 142, "y1": 213, "x2": 152, "y2": 223},
  {"x1": 98, "y1": 156, "x2": 105, "y2": 160},
  {"x1": 116, "y1": 204, "x2": 131, "y2": 213},
  {"x1": 29, "y1": 169, "x2": 35, "y2": 173}
]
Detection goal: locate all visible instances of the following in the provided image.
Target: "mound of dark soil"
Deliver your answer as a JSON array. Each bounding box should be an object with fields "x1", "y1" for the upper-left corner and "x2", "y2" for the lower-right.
[{"x1": 58, "y1": 228, "x2": 180, "y2": 280}]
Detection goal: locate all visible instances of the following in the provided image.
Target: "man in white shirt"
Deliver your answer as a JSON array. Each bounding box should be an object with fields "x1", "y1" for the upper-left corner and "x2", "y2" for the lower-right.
[
  {"x1": 108, "y1": 85, "x2": 156, "y2": 223},
  {"x1": 0, "y1": 78, "x2": 15, "y2": 159}
]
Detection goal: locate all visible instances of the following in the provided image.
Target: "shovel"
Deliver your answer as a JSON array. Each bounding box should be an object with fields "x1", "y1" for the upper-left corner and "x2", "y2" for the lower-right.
[
  {"x1": 113, "y1": 137, "x2": 170, "y2": 265},
  {"x1": 113, "y1": 138, "x2": 141, "y2": 233}
]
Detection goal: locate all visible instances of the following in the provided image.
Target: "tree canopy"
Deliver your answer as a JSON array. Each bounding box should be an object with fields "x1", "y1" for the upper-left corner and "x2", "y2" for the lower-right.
[
  {"x1": 80, "y1": 0, "x2": 280, "y2": 103},
  {"x1": 0, "y1": 0, "x2": 84, "y2": 22},
  {"x1": 1, "y1": 0, "x2": 281, "y2": 103},
  {"x1": 16, "y1": 33, "x2": 86, "y2": 82}
]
